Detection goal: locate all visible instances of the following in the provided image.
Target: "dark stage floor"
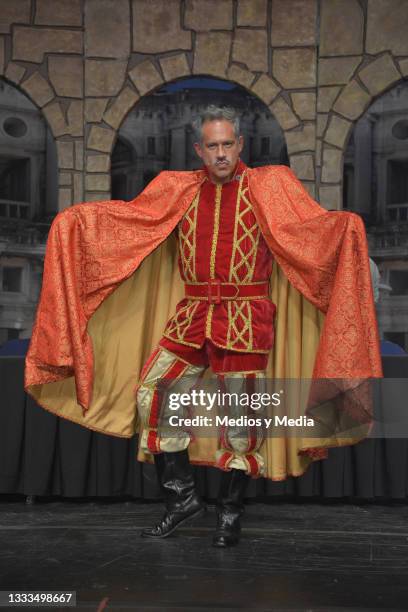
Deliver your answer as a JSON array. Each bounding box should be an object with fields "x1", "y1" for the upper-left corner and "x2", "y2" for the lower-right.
[{"x1": 1, "y1": 498, "x2": 408, "y2": 611}]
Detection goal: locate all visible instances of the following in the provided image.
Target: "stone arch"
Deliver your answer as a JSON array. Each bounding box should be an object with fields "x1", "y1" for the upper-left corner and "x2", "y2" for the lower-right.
[
  {"x1": 320, "y1": 52, "x2": 406, "y2": 209},
  {"x1": 0, "y1": 66, "x2": 84, "y2": 213},
  {"x1": 87, "y1": 63, "x2": 302, "y2": 202},
  {"x1": 102, "y1": 70, "x2": 292, "y2": 199},
  {"x1": 94, "y1": 62, "x2": 296, "y2": 155},
  {"x1": 0, "y1": 75, "x2": 59, "y2": 219}
]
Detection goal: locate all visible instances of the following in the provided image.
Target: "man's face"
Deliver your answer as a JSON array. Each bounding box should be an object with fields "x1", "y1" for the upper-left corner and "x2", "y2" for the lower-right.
[{"x1": 193, "y1": 119, "x2": 244, "y2": 184}]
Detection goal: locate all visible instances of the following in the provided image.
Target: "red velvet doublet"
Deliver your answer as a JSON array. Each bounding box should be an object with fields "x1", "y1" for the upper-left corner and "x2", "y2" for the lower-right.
[{"x1": 162, "y1": 159, "x2": 276, "y2": 354}]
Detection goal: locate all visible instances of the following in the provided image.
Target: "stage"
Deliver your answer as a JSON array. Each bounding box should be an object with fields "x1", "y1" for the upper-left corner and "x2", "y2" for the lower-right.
[
  {"x1": 1, "y1": 497, "x2": 408, "y2": 610},
  {"x1": 1, "y1": 354, "x2": 408, "y2": 609}
]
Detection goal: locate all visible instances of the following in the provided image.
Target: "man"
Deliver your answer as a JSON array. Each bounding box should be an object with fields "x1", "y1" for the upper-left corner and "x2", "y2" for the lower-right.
[
  {"x1": 136, "y1": 106, "x2": 276, "y2": 546},
  {"x1": 24, "y1": 105, "x2": 382, "y2": 549}
]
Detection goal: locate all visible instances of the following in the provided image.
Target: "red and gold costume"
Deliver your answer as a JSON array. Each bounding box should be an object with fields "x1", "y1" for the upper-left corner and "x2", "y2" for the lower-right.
[
  {"x1": 23, "y1": 161, "x2": 383, "y2": 482},
  {"x1": 136, "y1": 159, "x2": 274, "y2": 475},
  {"x1": 161, "y1": 159, "x2": 275, "y2": 354}
]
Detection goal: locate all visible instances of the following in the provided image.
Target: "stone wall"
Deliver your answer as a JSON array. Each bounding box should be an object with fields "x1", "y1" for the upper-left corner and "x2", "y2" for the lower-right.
[{"x1": 1, "y1": 0, "x2": 407, "y2": 210}]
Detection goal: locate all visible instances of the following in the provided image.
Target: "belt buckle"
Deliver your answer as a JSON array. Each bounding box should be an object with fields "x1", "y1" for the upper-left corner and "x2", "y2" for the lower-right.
[{"x1": 208, "y1": 279, "x2": 221, "y2": 304}]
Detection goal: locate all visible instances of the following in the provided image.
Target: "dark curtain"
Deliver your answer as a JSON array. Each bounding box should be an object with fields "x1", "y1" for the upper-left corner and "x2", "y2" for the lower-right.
[{"x1": 1, "y1": 356, "x2": 407, "y2": 500}]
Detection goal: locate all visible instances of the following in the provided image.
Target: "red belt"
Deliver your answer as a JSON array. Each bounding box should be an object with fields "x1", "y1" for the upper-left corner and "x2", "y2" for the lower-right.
[{"x1": 184, "y1": 280, "x2": 270, "y2": 304}]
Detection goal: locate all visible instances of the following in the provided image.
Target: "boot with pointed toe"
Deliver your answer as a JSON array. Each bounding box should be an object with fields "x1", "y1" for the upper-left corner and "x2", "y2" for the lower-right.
[
  {"x1": 212, "y1": 468, "x2": 250, "y2": 548},
  {"x1": 141, "y1": 449, "x2": 206, "y2": 539}
]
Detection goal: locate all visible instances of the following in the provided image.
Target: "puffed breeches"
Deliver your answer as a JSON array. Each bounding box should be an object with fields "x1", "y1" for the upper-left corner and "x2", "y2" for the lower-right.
[{"x1": 135, "y1": 337, "x2": 269, "y2": 477}]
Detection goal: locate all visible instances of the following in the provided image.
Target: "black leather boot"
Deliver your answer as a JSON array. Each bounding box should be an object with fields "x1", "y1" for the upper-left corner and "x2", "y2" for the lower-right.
[
  {"x1": 141, "y1": 449, "x2": 206, "y2": 539},
  {"x1": 212, "y1": 468, "x2": 250, "y2": 548}
]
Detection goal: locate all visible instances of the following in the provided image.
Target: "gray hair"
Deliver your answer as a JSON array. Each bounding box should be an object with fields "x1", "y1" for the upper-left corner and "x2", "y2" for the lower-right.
[{"x1": 192, "y1": 105, "x2": 241, "y2": 142}]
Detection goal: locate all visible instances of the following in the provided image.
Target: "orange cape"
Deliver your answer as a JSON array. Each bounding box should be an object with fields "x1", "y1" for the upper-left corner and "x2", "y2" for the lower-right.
[{"x1": 24, "y1": 165, "x2": 383, "y2": 481}]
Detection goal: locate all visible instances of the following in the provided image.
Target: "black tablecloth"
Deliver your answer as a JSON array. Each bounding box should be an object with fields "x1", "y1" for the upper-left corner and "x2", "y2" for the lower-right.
[{"x1": 1, "y1": 356, "x2": 407, "y2": 499}]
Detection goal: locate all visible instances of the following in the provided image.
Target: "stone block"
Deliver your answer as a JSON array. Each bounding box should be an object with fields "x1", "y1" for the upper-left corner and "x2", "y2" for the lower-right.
[
  {"x1": 319, "y1": 185, "x2": 342, "y2": 210},
  {"x1": 73, "y1": 173, "x2": 83, "y2": 204},
  {"x1": 237, "y1": 0, "x2": 267, "y2": 26},
  {"x1": 185, "y1": 0, "x2": 233, "y2": 30},
  {"x1": 271, "y1": 0, "x2": 317, "y2": 46},
  {"x1": 227, "y1": 64, "x2": 256, "y2": 90},
  {"x1": 321, "y1": 147, "x2": 343, "y2": 182},
  {"x1": 43, "y1": 102, "x2": 68, "y2": 137},
  {"x1": 159, "y1": 54, "x2": 191, "y2": 82},
  {"x1": 87, "y1": 126, "x2": 115, "y2": 153},
  {"x1": 285, "y1": 124, "x2": 316, "y2": 154},
  {"x1": 57, "y1": 141, "x2": 74, "y2": 169},
  {"x1": 84, "y1": 192, "x2": 112, "y2": 202},
  {"x1": 315, "y1": 139, "x2": 322, "y2": 166},
  {"x1": 86, "y1": 154, "x2": 110, "y2": 173},
  {"x1": 103, "y1": 87, "x2": 139, "y2": 129},
  {"x1": 85, "y1": 174, "x2": 111, "y2": 192},
  {"x1": 4, "y1": 63, "x2": 26, "y2": 84},
  {"x1": 0, "y1": 0, "x2": 30, "y2": 33},
  {"x1": 290, "y1": 92, "x2": 316, "y2": 120},
  {"x1": 399, "y1": 59, "x2": 408, "y2": 77},
  {"x1": 13, "y1": 27, "x2": 83, "y2": 63},
  {"x1": 85, "y1": 0, "x2": 130, "y2": 59},
  {"x1": 318, "y1": 56, "x2": 362, "y2": 86},
  {"x1": 232, "y1": 28, "x2": 268, "y2": 72},
  {"x1": 58, "y1": 188, "x2": 72, "y2": 211},
  {"x1": 269, "y1": 96, "x2": 300, "y2": 130},
  {"x1": 366, "y1": 0, "x2": 408, "y2": 55},
  {"x1": 21, "y1": 72, "x2": 54, "y2": 107},
  {"x1": 59, "y1": 172, "x2": 72, "y2": 186},
  {"x1": 129, "y1": 60, "x2": 163, "y2": 96},
  {"x1": 75, "y1": 141, "x2": 84, "y2": 171},
  {"x1": 252, "y1": 74, "x2": 280, "y2": 105},
  {"x1": 320, "y1": 0, "x2": 363, "y2": 56},
  {"x1": 193, "y1": 32, "x2": 232, "y2": 79},
  {"x1": 67, "y1": 101, "x2": 83, "y2": 137},
  {"x1": 35, "y1": 0, "x2": 82, "y2": 26},
  {"x1": 133, "y1": 0, "x2": 191, "y2": 53},
  {"x1": 358, "y1": 54, "x2": 401, "y2": 97},
  {"x1": 273, "y1": 48, "x2": 316, "y2": 88},
  {"x1": 317, "y1": 87, "x2": 341, "y2": 113},
  {"x1": 324, "y1": 115, "x2": 352, "y2": 149},
  {"x1": 317, "y1": 114, "x2": 328, "y2": 138},
  {"x1": 85, "y1": 99, "x2": 109, "y2": 123},
  {"x1": 289, "y1": 154, "x2": 315, "y2": 180},
  {"x1": 48, "y1": 56, "x2": 83, "y2": 98},
  {"x1": 333, "y1": 80, "x2": 371, "y2": 120},
  {"x1": 85, "y1": 59, "x2": 127, "y2": 97}
]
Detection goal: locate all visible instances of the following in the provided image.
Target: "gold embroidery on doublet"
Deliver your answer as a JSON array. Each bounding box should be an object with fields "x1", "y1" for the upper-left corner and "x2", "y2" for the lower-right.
[
  {"x1": 163, "y1": 299, "x2": 201, "y2": 345},
  {"x1": 205, "y1": 182, "x2": 223, "y2": 338},
  {"x1": 178, "y1": 191, "x2": 199, "y2": 282},
  {"x1": 163, "y1": 168, "x2": 271, "y2": 353},
  {"x1": 224, "y1": 170, "x2": 259, "y2": 351},
  {"x1": 229, "y1": 172, "x2": 261, "y2": 284},
  {"x1": 226, "y1": 299, "x2": 253, "y2": 350}
]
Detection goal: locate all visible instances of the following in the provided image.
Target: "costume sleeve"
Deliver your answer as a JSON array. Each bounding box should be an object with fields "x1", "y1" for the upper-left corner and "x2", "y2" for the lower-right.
[
  {"x1": 24, "y1": 170, "x2": 203, "y2": 411},
  {"x1": 249, "y1": 164, "x2": 382, "y2": 380}
]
